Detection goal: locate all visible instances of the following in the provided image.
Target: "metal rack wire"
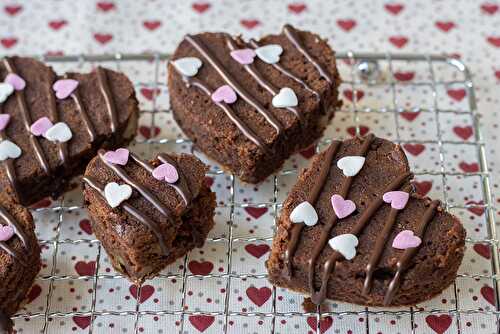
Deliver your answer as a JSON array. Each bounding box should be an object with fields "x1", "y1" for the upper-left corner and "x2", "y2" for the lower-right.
[{"x1": 11, "y1": 52, "x2": 500, "y2": 333}]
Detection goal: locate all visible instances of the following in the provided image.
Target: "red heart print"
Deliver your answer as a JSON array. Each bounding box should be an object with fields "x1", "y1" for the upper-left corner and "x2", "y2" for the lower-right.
[
  {"x1": 425, "y1": 314, "x2": 452, "y2": 334},
  {"x1": 129, "y1": 284, "x2": 155, "y2": 303},
  {"x1": 188, "y1": 260, "x2": 214, "y2": 275},
  {"x1": 139, "y1": 125, "x2": 160, "y2": 139},
  {"x1": 453, "y1": 126, "x2": 473, "y2": 140},
  {"x1": 204, "y1": 176, "x2": 214, "y2": 188},
  {"x1": 403, "y1": 143, "x2": 425, "y2": 156},
  {"x1": 189, "y1": 315, "x2": 215, "y2": 332},
  {"x1": 288, "y1": 3, "x2": 307, "y2": 14},
  {"x1": 244, "y1": 207, "x2": 268, "y2": 219},
  {"x1": 306, "y1": 316, "x2": 333, "y2": 334},
  {"x1": 96, "y1": 2, "x2": 115, "y2": 12},
  {"x1": 73, "y1": 316, "x2": 91, "y2": 330},
  {"x1": 495, "y1": 70, "x2": 500, "y2": 80},
  {"x1": 30, "y1": 197, "x2": 52, "y2": 209},
  {"x1": 413, "y1": 180, "x2": 432, "y2": 196},
  {"x1": 27, "y1": 284, "x2": 42, "y2": 303},
  {"x1": 400, "y1": 111, "x2": 420, "y2": 121},
  {"x1": 140, "y1": 87, "x2": 161, "y2": 100},
  {"x1": 447, "y1": 89, "x2": 466, "y2": 101},
  {"x1": 79, "y1": 219, "x2": 93, "y2": 235},
  {"x1": 346, "y1": 126, "x2": 369, "y2": 137},
  {"x1": 394, "y1": 71, "x2": 415, "y2": 81},
  {"x1": 336, "y1": 19, "x2": 356, "y2": 32},
  {"x1": 48, "y1": 20, "x2": 67, "y2": 30},
  {"x1": 481, "y1": 3, "x2": 499, "y2": 14},
  {"x1": 246, "y1": 286, "x2": 272, "y2": 307},
  {"x1": 473, "y1": 243, "x2": 491, "y2": 259},
  {"x1": 1, "y1": 38, "x2": 18, "y2": 49},
  {"x1": 458, "y1": 161, "x2": 479, "y2": 173},
  {"x1": 4, "y1": 5, "x2": 22, "y2": 16},
  {"x1": 75, "y1": 261, "x2": 96, "y2": 276},
  {"x1": 466, "y1": 200, "x2": 485, "y2": 216},
  {"x1": 343, "y1": 89, "x2": 364, "y2": 102},
  {"x1": 299, "y1": 145, "x2": 316, "y2": 159},
  {"x1": 389, "y1": 36, "x2": 408, "y2": 48},
  {"x1": 481, "y1": 285, "x2": 495, "y2": 306},
  {"x1": 487, "y1": 36, "x2": 500, "y2": 47},
  {"x1": 240, "y1": 19, "x2": 260, "y2": 30},
  {"x1": 143, "y1": 20, "x2": 161, "y2": 31},
  {"x1": 435, "y1": 21, "x2": 455, "y2": 32},
  {"x1": 192, "y1": 2, "x2": 211, "y2": 14},
  {"x1": 245, "y1": 244, "x2": 270, "y2": 258},
  {"x1": 94, "y1": 33, "x2": 113, "y2": 45},
  {"x1": 385, "y1": 3, "x2": 404, "y2": 15}
]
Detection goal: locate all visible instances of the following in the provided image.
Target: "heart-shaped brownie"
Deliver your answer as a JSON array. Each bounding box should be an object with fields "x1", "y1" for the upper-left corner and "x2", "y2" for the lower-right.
[
  {"x1": 267, "y1": 135, "x2": 466, "y2": 306},
  {"x1": 168, "y1": 24, "x2": 341, "y2": 183},
  {"x1": 0, "y1": 57, "x2": 139, "y2": 205}
]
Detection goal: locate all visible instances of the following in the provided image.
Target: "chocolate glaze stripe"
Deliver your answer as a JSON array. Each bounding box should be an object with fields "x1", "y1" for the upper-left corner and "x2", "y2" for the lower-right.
[
  {"x1": 383, "y1": 200, "x2": 440, "y2": 305},
  {"x1": 96, "y1": 67, "x2": 119, "y2": 133},
  {"x1": 248, "y1": 38, "x2": 321, "y2": 99},
  {"x1": 184, "y1": 34, "x2": 284, "y2": 134},
  {"x1": 65, "y1": 74, "x2": 96, "y2": 142},
  {"x1": 307, "y1": 135, "x2": 375, "y2": 299},
  {"x1": 46, "y1": 79, "x2": 68, "y2": 166},
  {"x1": 98, "y1": 150, "x2": 171, "y2": 218},
  {"x1": 226, "y1": 36, "x2": 304, "y2": 123},
  {"x1": 0, "y1": 107, "x2": 20, "y2": 202},
  {"x1": 282, "y1": 24, "x2": 333, "y2": 84},
  {"x1": 310, "y1": 172, "x2": 412, "y2": 304},
  {"x1": 284, "y1": 140, "x2": 340, "y2": 277},
  {"x1": 83, "y1": 176, "x2": 169, "y2": 255},
  {"x1": 128, "y1": 152, "x2": 192, "y2": 206},
  {"x1": 3, "y1": 57, "x2": 51, "y2": 175},
  {"x1": 178, "y1": 73, "x2": 268, "y2": 152},
  {"x1": 363, "y1": 185, "x2": 413, "y2": 295}
]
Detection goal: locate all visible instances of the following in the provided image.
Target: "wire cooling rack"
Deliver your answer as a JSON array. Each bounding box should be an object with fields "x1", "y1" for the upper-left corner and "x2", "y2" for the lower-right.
[{"x1": 10, "y1": 52, "x2": 500, "y2": 334}]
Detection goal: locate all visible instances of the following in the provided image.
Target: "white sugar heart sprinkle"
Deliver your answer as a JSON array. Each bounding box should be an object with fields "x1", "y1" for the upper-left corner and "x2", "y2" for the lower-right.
[
  {"x1": 255, "y1": 44, "x2": 283, "y2": 64},
  {"x1": 43, "y1": 122, "x2": 72, "y2": 143},
  {"x1": 0, "y1": 83, "x2": 14, "y2": 103},
  {"x1": 0, "y1": 140, "x2": 22, "y2": 161},
  {"x1": 328, "y1": 234, "x2": 359, "y2": 260},
  {"x1": 272, "y1": 87, "x2": 298, "y2": 108},
  {"x1": 172, "y1": 57, "x2": 202, "y2": 77},
  {"x1": 337, "y1": 156, "x2": 366, "y2": 177},
  {"x1": 289, "y1": 201, "x2": 318, "y2": 226},
  {"x1": 104, "y1": 182, "x2": 133, "y2": 208}
]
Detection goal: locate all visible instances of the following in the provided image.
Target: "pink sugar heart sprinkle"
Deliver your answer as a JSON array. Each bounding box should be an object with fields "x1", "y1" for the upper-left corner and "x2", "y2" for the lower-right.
[
  {"x1": 52, "y1": 79, "x2": 79, "y2": 99},
  {"x1": 383, "y1": 191, "x2": 410, "y2": 210},
  {"x1": 30, "y1": 117, "x2": 54, "y2": 136},
  {"x1": 152, "y1": 162, "x2": 179, "y2": 183},
  {"x1": 0, "y1": 225, "x2": 14, "y2": 242},
  {"x1": 103, "y1": 148, "x2": 130, "y2": 165},
  {"x1": 0, "y1": 114, "x2": 10, "y2": 132},
  {"x1": 5, "y1": 73, "x2": 26, "y2": 91},
  {"x1": 331, "y1": 194, "x2": 356, "y2": 219},
  {"x1": 211, "y1": 85, "x2": 237, "y2": 104},
  {"x1": 392, "y1": 230, "x2": 422, "y2": 250},
  {"x1": 230, "y1": 48, "x2": 256, "y2": 65}
]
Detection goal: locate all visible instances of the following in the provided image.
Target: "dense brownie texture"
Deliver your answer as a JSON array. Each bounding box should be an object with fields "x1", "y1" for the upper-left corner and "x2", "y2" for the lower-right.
[
  {"x1": 0, "y1": 200, "x2": 41, "y2": 320},
  {"x1": 83, "y1": 151, "x2": 216, "y2": 283},
  {"x1": 267, "y1": 135, "x2": 466, "y2": 306},
  {"x1": 0, "y1": 56, "x2": 139, "y2": 206},
  {"x1": 168, "y1": 24, "x2": 341, "y2": 183}
]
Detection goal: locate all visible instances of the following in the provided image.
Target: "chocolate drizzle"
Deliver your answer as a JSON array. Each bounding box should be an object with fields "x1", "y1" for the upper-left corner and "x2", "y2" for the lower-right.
[
  {"x1": 65, "y1": 73, "x2": 96, "y2": 142},
  {"x1": 96, "y1": 67, "x2": 119, "y2": 133},
  {"x1": 282, "y1": 24, "x2": 333, "y2": 84},
  {"x1": 383, "y1": 200, "x2": 439, "y2": 305},
  {"x1": 226, "y1": 36, "x2": 304, "y2": 123},
  {"x1": 0, "y1": 204, "x2": 29, "y2": 266},
  {"x1": 184, "y1": 34, "x2": 284, "y2": 134}
]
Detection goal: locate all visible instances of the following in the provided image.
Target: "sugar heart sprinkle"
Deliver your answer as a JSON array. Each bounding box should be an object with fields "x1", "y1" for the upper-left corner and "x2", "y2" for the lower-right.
[
  {"x1": 383, "y1": 191, "x2": 410, "y2": 210},
  {"x1": 289, "y1": 201, "x2": 318, "y2": 226},
  {"x1": 392, "y1": 230, "x2": 421, "y2": 249},
  {"x1": 152, "y1": 162, "x2": 179, "y2": 183},
  {"x1": 30, "y1": 117, "x2": 54, "y2": 136},
  {"x1": 4, "y1": 73, "x2": 25, "y2": 91},
  {"x1": 328, "y1": 234, "x2": 359, "y2": 260},
  {"x1": 0, "y1": 140, "x2": 22, "y2": 161},
  {"x1": 0, "y1": 82, "x2": 14, "y2": 103},
  {"x1": 331, "y1": 194, "x2": 356, "y2": 219},
  {"x1": 172, "y1": 57, "x2": 203, "y2": 77},
  {"x1": 337, "y1": 156, "x2": 365, "y2": 177},
  {"x1": 230, "y1": 48, "x2": 256, "y2": 65},
  {"x1": 104, "y1": 182, "x2": 133, "y2": 208},
  {"x1": 255, "y1": 44, "x2": 283, "y2": 64},
  {"x1": 211, "y1": 85, "x2": 237, "y2": 104},
  {"x1": 103, "y1": 148, "x2": 130, "y2": 165},
  {"x1": 53, "y1": 79, "x2": 79, "y2": 99},
  {"x1": 0, "y1": 225, "x2": 14, "y2": 242},
  {"x1": 0, "y1": 114, "x2": 10, "y2": 132}
]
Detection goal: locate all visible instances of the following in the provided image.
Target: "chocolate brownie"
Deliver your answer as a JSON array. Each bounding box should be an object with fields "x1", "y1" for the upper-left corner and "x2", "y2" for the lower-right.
[
  {"x1": 83, "y1": 148, "x2": 216, "y2": 283},
  {"x1": 0, "y1": 56, "x2": 139, "y2": 206},
  {"x1": 0, "y1": 199, "x2": 41, "y2": 330},
  {"x1": 168, "y1": 24, "x2": 341, "y2": 183},
  {"x1": 267, "y1": 135, "x2": 466, "y2": 306}
]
